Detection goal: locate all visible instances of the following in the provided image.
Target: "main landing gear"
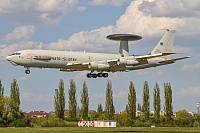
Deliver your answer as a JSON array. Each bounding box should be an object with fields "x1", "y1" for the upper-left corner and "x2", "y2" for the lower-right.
[
  {"x1": 25, "y1": 68, "x2": 30, "y2": 74},
  {"x1": 86, "y1": 73, "x2": 108, "y2": 78}
]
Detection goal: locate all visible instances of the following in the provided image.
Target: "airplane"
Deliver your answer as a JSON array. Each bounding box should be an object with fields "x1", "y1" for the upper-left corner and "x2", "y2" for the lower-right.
[{"x1": 6, "y1": 29, "x2": 191, "y2": 78}]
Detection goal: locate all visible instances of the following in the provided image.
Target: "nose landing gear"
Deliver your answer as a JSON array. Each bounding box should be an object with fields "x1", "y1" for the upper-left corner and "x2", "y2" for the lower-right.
[{"x1": 25, "y1": 68, "x2": 30, "y2": 74}]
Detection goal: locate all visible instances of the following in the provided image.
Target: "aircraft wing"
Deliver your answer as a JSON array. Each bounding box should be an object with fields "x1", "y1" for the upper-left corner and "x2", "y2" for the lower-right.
[
  {"x1": 158, "y1": 56, "x2": 191, "y2": 64},
  {"x1": 63, "y1": 59, "x2": 119, "y2": 72},
  {"x1": 66, "y1": 59, "x2": 119, "y2": 67},
  {"x1": 66, "y1": 62, "x2": 89, "y2": 69},
  {"x1": 60, "y1": 62, "x2": 89, "y2": 72},
  {"x1": 106, "y1": 59, "x2": 118, "y2": 65},
  {"x1": 135, "y1": 52, "x2": 176, "y2": 60}
]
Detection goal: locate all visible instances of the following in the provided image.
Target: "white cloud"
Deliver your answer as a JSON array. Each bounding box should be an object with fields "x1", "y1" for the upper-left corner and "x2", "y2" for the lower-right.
[
  {"x1": 139, "y1": 0, "x2": 200, "y2": 17},
  {"x1": 74, "y1": 72, "x2": 88, "y2": 79},
  {"x1": 78, "y1": 6, "x2": 87, "y2": 12},
  {"x1": 22, "y1": 92, "x2": 53, "y2": 102},
  {"x1": 48, "y1": 0, "x2": 200, "y2": 53},
  {"x1": 89, "y1": 0, "x2": 132, "y2": 6},
  {"x1": 0, "y1": 25, "x2": 35, "y2": 43},
  {"x1": 17, "y1": 76, "x2": 29, "y2": 81},
  {"x1": 0, "y1": 41, "x2": 45, "y2": 59},
  {"x1": 22, "y1": 92, "x2": 34, "y2": 101},
  {"x1": 136, "y1": 69, "x2": 164, "y2": 76},
  {"x1": 39, "y1": 13, "x2": 61, "y2": 25},
  {"x1": 116, "y1": 0, "x2": 200, "y2": 37},
  {"x1": 48, "y1": 25, "x2": 117, "y2": 52},
  {"x1": 0, "y1": 0, "x2": 83, "y2": 25},
  {"x1": 181, "y1": 63, "x2": 200, "y2": 72},
  {"x1": 174, "y1": 86, "x2": 200, "y2": 97}
]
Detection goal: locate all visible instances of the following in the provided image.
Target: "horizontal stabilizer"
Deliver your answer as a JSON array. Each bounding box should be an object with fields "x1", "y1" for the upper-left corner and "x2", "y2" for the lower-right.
[{"x1": 158, "y1": 56, "x2": 191, "y2": 64}]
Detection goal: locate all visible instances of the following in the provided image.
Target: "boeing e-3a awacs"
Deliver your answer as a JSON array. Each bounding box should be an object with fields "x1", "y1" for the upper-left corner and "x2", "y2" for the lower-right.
[{"x1": 6, "y1": 29, "x2": 190, "y2": 78}]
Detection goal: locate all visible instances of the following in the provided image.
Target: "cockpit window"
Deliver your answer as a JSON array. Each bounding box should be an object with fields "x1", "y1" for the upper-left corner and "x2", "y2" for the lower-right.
[{"x1": 9, "y1": 52, "x2": 21, "y2": 56}]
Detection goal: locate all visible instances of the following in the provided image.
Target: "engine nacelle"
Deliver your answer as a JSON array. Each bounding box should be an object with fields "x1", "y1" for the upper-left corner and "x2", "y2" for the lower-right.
[
  {"x1": 88, "y1": 62, "x2": 110, "y2": 70},
  {"x1": 117, "y1": 58, "x2": 139, "y2": 66}
]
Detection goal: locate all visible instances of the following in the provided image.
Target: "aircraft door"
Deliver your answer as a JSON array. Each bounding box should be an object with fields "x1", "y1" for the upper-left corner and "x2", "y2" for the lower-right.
[{"x1": 26, "y1": 51, "x2": 32, "y2": 62}]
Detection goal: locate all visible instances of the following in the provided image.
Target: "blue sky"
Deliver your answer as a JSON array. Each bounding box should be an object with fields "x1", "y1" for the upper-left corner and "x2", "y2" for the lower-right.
[{"x1": 0, "y1": 0, "x2": 200, "y2": 113}]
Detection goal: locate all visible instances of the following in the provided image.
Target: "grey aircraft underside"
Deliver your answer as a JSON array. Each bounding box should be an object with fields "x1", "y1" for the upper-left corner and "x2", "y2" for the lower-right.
[{"x1": 6, "y1": 29, "x2": 191, "y2": 78}]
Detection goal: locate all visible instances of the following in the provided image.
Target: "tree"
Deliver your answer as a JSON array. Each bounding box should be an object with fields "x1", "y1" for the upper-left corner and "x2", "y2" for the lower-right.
[
  {"x1": 68, "y1": 79, "x2": 77, "y2": 120},
  {"x1": 164, "y1": 83, "x2": 173, "y2": 121},
  {"x1": 3, "y1": 96, "x2": 12, "y2": 126},
  {"x1": 0, "y1": 80, "x2": 4, "y2": 118},
  {"x1": 10, "y1": 79, "x2": 20, "y2": 119},
  {"x1": 54, "y1": 79, "x2": 65, "y2": 119},
  {"x1": 153, "y1": 82, "x2": 161, "y2": 122},
  {"x1": 127, "y1": 81, "x2": 137, "y2": 125},
  {"x1": 88, "y1": 110, "x2": 98, "y2": 120},
  {"x1": 80, "y1": 81, "x2": 89, "y2": 120},
  {"x1": 142, "y1": 81, "x2": 150, "y2": 120},
  {"x1": 176, "y1": 110, "x2": 194, "y2": 126},
  {"x1": 137, "y1": 103, "x2": 141, "y2": 111},
  {"x1": 97, "y1": 104, "x2": 103, "y2": 114},
  {"x1": 97, "y1": 103, "x2": 103, "y2": 119},
  {"x1": 105, "y1": 80, "x2": 115, "y2": 120}
]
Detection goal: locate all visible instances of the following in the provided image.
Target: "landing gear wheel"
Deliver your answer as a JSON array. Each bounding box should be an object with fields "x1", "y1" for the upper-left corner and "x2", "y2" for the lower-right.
[
  {"x1": 86, "y1": 73, "x2": 92, "y2": 78},
  {"x1": 87, "y1": 73, "x2": 108, "y2": 78},
  {"x1": 97, "y1": 73, "x2": 103, "y2": 77},
  {"x1": 92, "y1": 74, "x2": 98, "y2": 78},
  {"x1": 25, "y1": 69, "x2": 30, "y2": 74},
  {"x1": 103, "y1": 73, "x2": 108, "y2": 78}
]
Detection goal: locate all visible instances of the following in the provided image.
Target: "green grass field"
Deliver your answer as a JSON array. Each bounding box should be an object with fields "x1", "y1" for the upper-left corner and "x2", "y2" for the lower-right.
[{"x1": 0, "y1": 127, "x2": 200, "y2": 133}]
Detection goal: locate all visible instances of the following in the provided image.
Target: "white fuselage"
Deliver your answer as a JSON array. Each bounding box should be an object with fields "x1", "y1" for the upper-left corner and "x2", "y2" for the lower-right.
[
  {"x1": 6, "y1": 49, "x2": 169, "y2": 73},
  {"x1": 6, "y1": 50, "x2": 121, "y2": 70}
]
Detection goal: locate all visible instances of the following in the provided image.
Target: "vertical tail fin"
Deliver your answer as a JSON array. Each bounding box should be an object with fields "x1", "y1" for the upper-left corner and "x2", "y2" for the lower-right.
[{"x1": 151, "y1": 29, "x2": 176, "y2": 55}]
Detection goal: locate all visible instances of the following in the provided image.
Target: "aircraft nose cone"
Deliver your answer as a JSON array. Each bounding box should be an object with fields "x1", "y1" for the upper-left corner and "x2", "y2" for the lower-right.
[
  {"x1": 6, "y1": 56, "x2": 10, "y2": 61},
  {"x1": 6, "y1": 56, "x2": 18, "y2": 66}
]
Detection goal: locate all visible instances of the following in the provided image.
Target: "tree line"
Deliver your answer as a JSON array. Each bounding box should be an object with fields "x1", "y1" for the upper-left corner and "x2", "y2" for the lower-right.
[
  {"x1": 0, "y1": 79, "x2": 27, "y2": 127},
  {"x1": 0, "y1": 79, "x2": 200, "y2": 127}
]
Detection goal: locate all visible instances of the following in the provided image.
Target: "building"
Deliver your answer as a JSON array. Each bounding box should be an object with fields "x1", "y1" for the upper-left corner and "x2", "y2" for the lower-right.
[
  {"x1": 136, "y1": 110, "x2": 143, "y2": 117},
  {"x1": 25, "y1": 111, "x2": 49, "y2": 118},
  {"x1": 197, "y1": 102, "x2": 199, "y2": 114}
]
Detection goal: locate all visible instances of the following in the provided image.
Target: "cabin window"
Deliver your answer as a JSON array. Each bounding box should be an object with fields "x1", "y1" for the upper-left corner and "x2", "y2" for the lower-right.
[{"x1": 9, "y1": 52, "x2": 21, "y2": 56}]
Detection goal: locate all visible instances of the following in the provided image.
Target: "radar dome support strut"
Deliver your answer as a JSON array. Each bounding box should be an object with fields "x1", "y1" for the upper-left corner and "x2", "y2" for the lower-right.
[
  {"x1": 120, "y1": 40, "x2": 129, "y2": 57},
  {"x1": 106, "y1": 34, "x2": 142, "y2": 57}
]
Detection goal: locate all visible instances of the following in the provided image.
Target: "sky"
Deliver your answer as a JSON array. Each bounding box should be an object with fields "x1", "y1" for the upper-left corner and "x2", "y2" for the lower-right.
[{"x1": 0, "y1": 0, "x2": 200, "y2": 113}]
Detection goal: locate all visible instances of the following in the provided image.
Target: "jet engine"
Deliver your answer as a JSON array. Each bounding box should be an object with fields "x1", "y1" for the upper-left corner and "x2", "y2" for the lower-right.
[
  {"x1": 117, "y1": 58, "x2": 139, "y2": 66},
  {"x1": 88, "y1": 62, "x2": 110, "y2": 70}
]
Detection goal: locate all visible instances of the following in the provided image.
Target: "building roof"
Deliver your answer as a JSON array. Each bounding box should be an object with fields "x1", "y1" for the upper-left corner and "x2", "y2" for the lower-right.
[{"x1": 25, "y1": 111, "x2": 49, "y2": 117}]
